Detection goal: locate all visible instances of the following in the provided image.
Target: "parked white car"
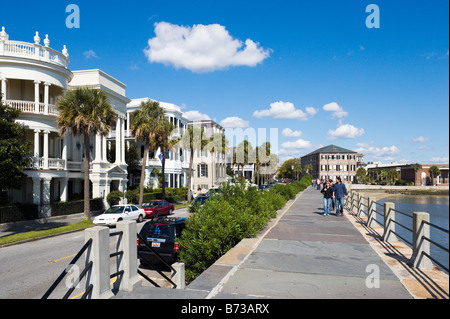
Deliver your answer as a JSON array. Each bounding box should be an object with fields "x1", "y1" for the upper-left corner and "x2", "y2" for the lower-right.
[{"x1": 93, "y1": 205, "x2": 145, "y2": 226}]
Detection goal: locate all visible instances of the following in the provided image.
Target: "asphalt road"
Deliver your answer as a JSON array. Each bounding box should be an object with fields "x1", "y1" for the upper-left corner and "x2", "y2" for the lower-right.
[{"x1": 0, "y1": 208, "x2": 189, "y2": 299}]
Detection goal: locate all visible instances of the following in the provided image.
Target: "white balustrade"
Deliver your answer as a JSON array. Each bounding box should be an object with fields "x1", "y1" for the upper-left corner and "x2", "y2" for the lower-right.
[
  {"x1": 6, "y1": 100, "x2": 59, "y2": 116},
  {"x1": 1, "y1": 40, "x2": 69, "y2": 68}
]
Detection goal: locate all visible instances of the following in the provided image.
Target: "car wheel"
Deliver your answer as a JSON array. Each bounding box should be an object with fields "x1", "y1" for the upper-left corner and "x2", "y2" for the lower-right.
[
  {"x1": 137, "y1": 214, "x2": 144, "y2": 223},
  {"x1": 153, "y1": 211, "x2": 159, "y2": 219}
]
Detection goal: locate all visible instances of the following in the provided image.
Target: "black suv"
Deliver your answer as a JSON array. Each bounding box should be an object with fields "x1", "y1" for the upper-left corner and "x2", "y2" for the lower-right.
[{"x1": 138, "y1": 217, "x2": 187, "y2": 266}]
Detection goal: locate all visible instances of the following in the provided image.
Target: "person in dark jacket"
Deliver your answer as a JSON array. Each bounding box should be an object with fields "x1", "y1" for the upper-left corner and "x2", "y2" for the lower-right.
[
  {"x1": 321, "y1": 180, "x2": 333, "y2": 216},
  {"x1": 332, "y1": 177, "x2": 348, "y2": 216}
]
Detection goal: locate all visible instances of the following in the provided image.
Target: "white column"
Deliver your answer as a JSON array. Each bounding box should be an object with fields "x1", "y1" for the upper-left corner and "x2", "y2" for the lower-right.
[
  {"x1": 43, "y1": 131, "x2": 50, "y2": 169},
  {"x1": 102, "y1": 136, "x2": 107, "y2": 162},
  {"x1": 115, "y1": 118, "x2": 121, "y2": 165},
  {"x1": 95, "y1": 134, "x2": 102, "y2": 162},
  {"x1": 34, "y1": 81, "x2": 41, "y2": 113},
  {"x1": 32, "y1": 177, "x2": 41, "y2": 206},
  {"x1": 0, "y1": 78, "x2": 6, "y2": 101},
  {"x1": 44, "y1": 82, "x2": 50, "y2": 115},
  {"x1": 121, "y1": 118, "x2": 126, "y2": 165},
  {"x1": 60, "y1": 177, "x2": 69, "y2": 202},
  {"x1": 62, "y1": 137, "x2": 68, "y2": 170},
  {"x1": 126, "y1": 112, "x2": 130, "y2": 137},
  {"x1": 34, "y1": 130, "x2": 40, "y2": 158}
]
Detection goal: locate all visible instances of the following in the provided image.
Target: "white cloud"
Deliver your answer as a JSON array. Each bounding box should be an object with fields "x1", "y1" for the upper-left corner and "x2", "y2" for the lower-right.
[
  {"x1": 431, "y1": 156, "x2": 449, "y2": 163},
  {"x1": 323, "y1": 102, "x2": 348, "y2": 119},
  {"x1": 144, "y1": 22, "x2": 271, "y2": 73},
  {"x1": 183, "y1": 110, "x2": 211, "y2": 121},
  {"x1": 355, "y1": 145, "x2": 400, "y2": 158},
  {"x1": 412, "y1": 136, "x2": 429, "y2": 143},
  {"x1": 417, "y1": 146, "x2": 432, "y2": 150},
  {"x1": 253, "y1": 101, "x2": 308, "y2": 121},
  {"x1": 328, "y1": 124, "x2": 365, "y2": 140},
  {"x1": 220, "y1": 117, "x2": 249, "y2": 129},
  {"x1": 282, "y1": 128, "x2": 303, "y2": 138},
  {"x1": 281, "y1": 139, "x2": 312, "y2": 149},
  {"x1": 83, "y1": 50, "x2": 99, "y2": 59},
  {"x1": 306, "y1": 107, "x2": 318, "y2": 117}
]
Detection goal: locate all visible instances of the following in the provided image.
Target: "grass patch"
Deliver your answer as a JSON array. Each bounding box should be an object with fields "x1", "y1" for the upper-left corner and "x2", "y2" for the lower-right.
[
  {"x1": 174, "y1": 202, "x2": 190, "y2": 209},
  {"x1": 0, "y1": 220, "x2": 94, "y2": 246}
]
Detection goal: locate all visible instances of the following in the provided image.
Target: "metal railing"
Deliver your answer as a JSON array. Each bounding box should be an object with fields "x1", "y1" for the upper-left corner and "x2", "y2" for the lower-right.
[
  {"x1": 109, "y1": 231, "x2": 125, "y2": 285},
  {"x1": 346, "y1": 191, "x2": 449, "y2": 273},
  {"x1": 137, "y1": 233, "x2": 177, "y2": 289},
  {"x1": 42, "y1": 239, "x2": 93, "y2": 300}
]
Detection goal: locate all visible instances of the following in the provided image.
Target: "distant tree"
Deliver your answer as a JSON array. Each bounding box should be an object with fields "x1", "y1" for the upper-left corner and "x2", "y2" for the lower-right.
[
  {"x1": 130, "y1": 100, "x2": 166, "y2": 208},
  {"x1": 356, "y1": 167, "x2": 367, "y2": 183},
  {"x1": 181, "y1": 126, "x2": 209, "y2": 203},
  {"x1": 0, "y1": 97, "x2": 32, "y2": 202},
  {"x1": 428, "y1": 166, "x2": 441, "y2": 185}
]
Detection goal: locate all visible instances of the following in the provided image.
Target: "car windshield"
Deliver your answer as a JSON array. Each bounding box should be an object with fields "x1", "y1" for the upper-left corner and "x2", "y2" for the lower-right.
[
  {"x1": 105, "y1": 206, "x2": 125, "y2": 214},
  {"x1": 143, "y1": 202, "x2": 160, "y2": 208},
  {"x1": 143, "y1": 223, "x2": 173, "y2": 239},
  {"x1": 194, "y1": 197, "x2": 207, "y2": 205}
]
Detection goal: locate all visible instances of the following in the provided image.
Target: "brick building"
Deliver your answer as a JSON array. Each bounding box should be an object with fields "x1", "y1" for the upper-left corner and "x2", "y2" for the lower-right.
[
  {"x1": 301, "y1": 145, "x2": 359, "y2": 183},
  {"x1": 366, "y1": 163, "x2": 449, "y2": 186}
]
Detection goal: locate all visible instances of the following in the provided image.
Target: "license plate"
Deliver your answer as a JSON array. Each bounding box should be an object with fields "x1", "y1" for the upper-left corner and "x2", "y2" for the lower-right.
[{"x1": 152, "y1": 242, "x2": 161, "y2": 248}]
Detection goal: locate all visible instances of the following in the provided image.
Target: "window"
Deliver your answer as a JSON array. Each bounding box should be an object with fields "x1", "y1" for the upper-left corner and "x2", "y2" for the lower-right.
[{"x1": 199, "y1": 164, "x2": 208, "y2": 178}]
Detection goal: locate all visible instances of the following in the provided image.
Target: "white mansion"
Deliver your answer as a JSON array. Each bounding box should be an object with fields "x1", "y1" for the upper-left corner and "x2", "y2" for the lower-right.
[
  {"x1": 125, "y1": 98, "x2": 191, "y2": 190},
  {"x1": 0, "y1": 28, "x2": 230, "y2": 216},
  {"x1": 0, "y1": 28, "x2": 131, "y2": 215}
]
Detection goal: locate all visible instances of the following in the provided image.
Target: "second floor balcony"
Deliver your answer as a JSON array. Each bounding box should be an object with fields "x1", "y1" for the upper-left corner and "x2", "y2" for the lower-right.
[{"x1": 6, "y1": 99, "x2": 59, "y2": 116}]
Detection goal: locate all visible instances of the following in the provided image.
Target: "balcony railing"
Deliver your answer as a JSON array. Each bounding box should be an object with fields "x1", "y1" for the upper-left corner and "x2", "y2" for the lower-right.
[
  {"x1": 0, "y1": 39, "x2": 69, "y2": 68},
  {"x1": 27, "y1": 157, "x2": 66, "y2": 170},
  {"x1": 6, "y1": 100, "x2": 58, "y2": 116}
]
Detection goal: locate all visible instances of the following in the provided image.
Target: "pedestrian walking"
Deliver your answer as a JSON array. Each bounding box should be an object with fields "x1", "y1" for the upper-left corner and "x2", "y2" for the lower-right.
[
  {"x1": 316, "y1": 179, "x2": 321, "y2": 190},
  {"x1": 321, "y1": 180, "x2": 333, "y2": 216},
  {"x1": 329, "y1": 179, "x2": 336, "y2": 211},
  {"x1": 332, "y1": 177, "x2": 348, "y2": 216}
]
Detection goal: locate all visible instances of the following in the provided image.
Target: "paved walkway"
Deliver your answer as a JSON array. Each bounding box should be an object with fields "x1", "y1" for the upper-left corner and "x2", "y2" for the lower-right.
[{"x1": 117, "y1": 187, "x2": 413, "y2": 299}]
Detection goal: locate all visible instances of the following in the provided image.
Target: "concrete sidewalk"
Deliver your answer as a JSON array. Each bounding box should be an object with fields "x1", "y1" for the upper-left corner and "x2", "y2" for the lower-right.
[{"x1": 117, "y1": 187, "x2": 413, "y2": 299}]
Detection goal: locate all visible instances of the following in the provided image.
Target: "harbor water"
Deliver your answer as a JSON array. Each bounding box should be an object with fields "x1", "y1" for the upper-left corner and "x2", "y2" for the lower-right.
[{"x1": 376, "y1": 195, "x2": 449, "y2": 272}]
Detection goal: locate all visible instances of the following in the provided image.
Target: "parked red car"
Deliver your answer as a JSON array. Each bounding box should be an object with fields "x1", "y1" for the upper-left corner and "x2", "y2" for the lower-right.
[{"x1": 142, "y1": 200, "x2": 174, "y2": 218}]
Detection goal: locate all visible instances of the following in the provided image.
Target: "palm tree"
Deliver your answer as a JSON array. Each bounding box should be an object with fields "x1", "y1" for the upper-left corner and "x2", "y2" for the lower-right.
[
  {"x1": 428, "y1": 165, "x2": 441, "y2": 185},
  {"x1": 181, "y1": 126, "x2": 208, "y2": 203},
  {"x1": 208, "y1": 132, "x2": 228, "y2": 187},
  {"x1": 130, "y1": 100, "x2": 166, "y2": 208},
  {"x1": 57, "y1": 87, "x2": 117, "y2": 220},
  {"x1": 356, "y1": 167, "x2": 367, "y2": 183},
  {"x1": 155, "y1": 119, "x2": 179, "y2": 200},
  {"x1": 234, "y1": 140, "x2": 254, "y2": 181}
]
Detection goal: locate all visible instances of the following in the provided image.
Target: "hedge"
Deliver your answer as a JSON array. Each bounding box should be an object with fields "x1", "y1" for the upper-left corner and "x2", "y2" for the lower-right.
[
  {"x1": 178, "y1": 175, "x2": 312, "y2": 281},
  {"x1": 126, "y1": 187, "x2": 187, "y2": 205},
  {"x1": 0, "y1": 203, "x2": 39, "y2": 224},
  {"x1": 0, "y1": 198, "x2": 105, "y2": 224},
  {"x1": 50, "y1": 198, "x2": 104, "y2": 217}
]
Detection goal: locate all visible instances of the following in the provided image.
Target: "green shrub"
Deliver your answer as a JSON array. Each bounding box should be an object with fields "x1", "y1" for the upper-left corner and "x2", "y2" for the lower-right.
[
  {"x1": 0, "y1": 203, "x2": 39, "y2": 224},
  {"x1": 51, "y1": 198, "x2": 104, "y2": 217},
  {"x1": 107, "y1": 191, "x2": 124, "y2": 206},
  {"x1": 179, "y1": 175, "x2": 311, "y2": 281}
]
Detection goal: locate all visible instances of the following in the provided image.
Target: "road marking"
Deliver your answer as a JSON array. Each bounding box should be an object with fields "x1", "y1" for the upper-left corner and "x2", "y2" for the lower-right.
[
  {"x1": 49, "y1": 241, "x2": 117, "y2": 263},
  {"x1": 70, "y1": 277, "x2": 118, "y2": 300},
  {"x1": 49, "y1": 254, "x2": 76, "y2": 263}
]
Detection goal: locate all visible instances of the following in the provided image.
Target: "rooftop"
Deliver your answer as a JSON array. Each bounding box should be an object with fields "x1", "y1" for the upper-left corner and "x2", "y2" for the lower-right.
[{"x1": 302, "y1": 145, "x2": 356, "y2": 157}]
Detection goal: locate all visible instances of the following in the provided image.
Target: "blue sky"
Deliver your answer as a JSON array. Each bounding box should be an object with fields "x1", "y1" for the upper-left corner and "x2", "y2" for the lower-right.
[{"x1": 1, "y1": 0, "x2": 448, "y2": 164}]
